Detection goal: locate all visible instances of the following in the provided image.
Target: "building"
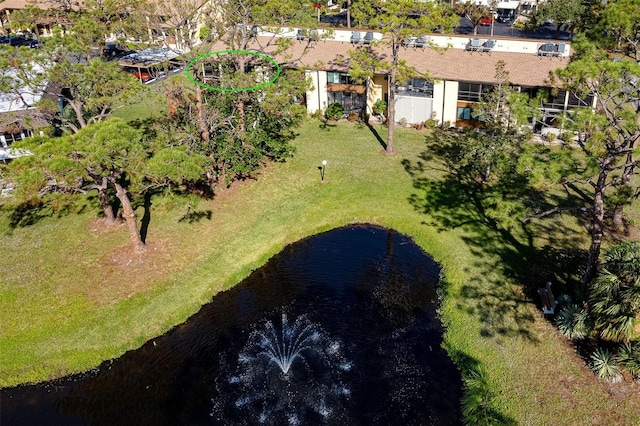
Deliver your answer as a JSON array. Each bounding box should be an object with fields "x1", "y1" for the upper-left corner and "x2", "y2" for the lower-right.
[{"x1": 216, "y1": 28, "x2": 590, "y2": 131}]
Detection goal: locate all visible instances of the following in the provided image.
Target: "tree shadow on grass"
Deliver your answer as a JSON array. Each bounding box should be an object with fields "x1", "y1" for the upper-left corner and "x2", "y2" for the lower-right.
[
  {"x1": 4, "y1": 195, "x2": 91, "y2": 229},
  {"x1": 364, "y1": 120, "x2": 387, "y2": 151},
  {"x1": 402, "y1": 139, "x2": 588, "y2": 341},
  {"x1": 178, "y1": 208, "x2": 213, "y2": 224}
]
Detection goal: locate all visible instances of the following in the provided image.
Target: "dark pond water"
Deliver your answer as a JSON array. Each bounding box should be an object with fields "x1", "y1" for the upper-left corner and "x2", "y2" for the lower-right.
[{"x1": 1, "y1": 225, "x2": 463, "y2": 425}]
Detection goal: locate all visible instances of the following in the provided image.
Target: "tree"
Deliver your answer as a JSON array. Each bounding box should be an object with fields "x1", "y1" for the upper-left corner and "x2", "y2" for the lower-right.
[
  {"x1": 534, "y1": 0, "x2": 586, "y2": 38},
  {"x1": 7, "y1": 119, "x2": 204, "y2": 253},
  {"x1": 0, "y1": 44, "x2": 48, "y2": 111},
  {"x1": 596, "y1": 0, "x2": 640, "y2": 63},
  {"x1": 48, "y1": 57, "x2": 145, "y2": 133},
  {"x1": 350, "y1": 0, "x2": 456, "y2": 154},
  {"x1": 553, "y1": 46, "x2": 640, "y2": 284},
  {"x1": 162, "y1": 0, "x2": 312, "y2": 190},
  {"x1": 453, "y1": 0, "x2": 489, "y2": 36}
]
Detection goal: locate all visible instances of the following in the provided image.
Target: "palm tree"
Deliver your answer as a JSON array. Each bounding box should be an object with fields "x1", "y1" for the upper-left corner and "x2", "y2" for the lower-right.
[{"x1": 589, "y1": 242, "x2": 640, "y2": 342}]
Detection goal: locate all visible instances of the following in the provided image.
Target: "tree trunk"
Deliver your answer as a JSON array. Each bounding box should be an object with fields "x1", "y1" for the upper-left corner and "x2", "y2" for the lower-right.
[
  {"x1": 613, "y1": 203, "x2": 625, "y2": 231},
  {"x1": 238, "y1": 97, "x2": 246, "y2": 136},
  {"x1": 90, "y1": 175, "x2": 116, "y2": 224},
  {"x1": 385, "y1": 43, "x2": 399, "y2": 155},
  {"x1": 584, "y1": 175, "x2": 607, "y2": 285},
  {"x1": 98, "y1": 187, "x2": 116, "y2": 224},
  {"x1": 196, "y1": 85, "x2": 210, "y2": 143},
  {"x1": 112, "y1": 181, "x2": 146, "y2": 254},
  {"x1": 347, "y1": 0, "x2": 351, "y2": 28}
]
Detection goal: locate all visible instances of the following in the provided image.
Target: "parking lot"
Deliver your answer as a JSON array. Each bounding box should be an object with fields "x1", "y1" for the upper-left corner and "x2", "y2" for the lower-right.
[{"x1": 321, "y1": 12, "x2": 573, "y2": 41}]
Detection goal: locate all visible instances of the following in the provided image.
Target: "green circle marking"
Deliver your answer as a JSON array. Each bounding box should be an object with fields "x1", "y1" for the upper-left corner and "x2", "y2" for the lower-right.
[{"x1": 185, "y1": 50, "x2": 281, "y2": 92}]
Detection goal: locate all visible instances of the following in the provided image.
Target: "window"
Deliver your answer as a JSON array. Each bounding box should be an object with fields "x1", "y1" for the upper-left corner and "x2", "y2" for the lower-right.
[
  {"x1": 396, "y1": 78, "x2": 434, "y2": 98},
  {"x1": 458, "y1": 83, "x2": 491, "y2": 102},
  {"x1": 327, "y1": 72, "x2": 355, "y2": 85},
  {"x1": 567, "y1": 92, "x2": 594, "y2": 109},
  {"x1": 328, "y1": 91, "x2": 366, "y2": 113},
  {"x1": 456, "y1": 107, "x2": 482, "y2": 121},
  {"x1": 457, "y1": 107, "x2": 471, "y2": 120},
  {"x1": 543, "y1": 90, "x2": 567, "y2": 110}
]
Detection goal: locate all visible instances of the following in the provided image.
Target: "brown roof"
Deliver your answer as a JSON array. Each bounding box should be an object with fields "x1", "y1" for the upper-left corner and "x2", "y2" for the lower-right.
[
  {"x1": 209, "y1": 36, "x2": 568, "y2": 87},
  {"x1": 0, "y1": 0, "x2": 84, "y2": 12}
]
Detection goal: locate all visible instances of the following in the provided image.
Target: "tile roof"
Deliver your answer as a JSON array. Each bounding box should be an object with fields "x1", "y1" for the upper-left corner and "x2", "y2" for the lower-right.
[{"x1": 209, "y1": 36, "x2": 569, "y2": 87}]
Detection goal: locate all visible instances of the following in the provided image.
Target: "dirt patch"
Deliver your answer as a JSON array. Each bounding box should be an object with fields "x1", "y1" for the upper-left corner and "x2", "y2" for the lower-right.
[
  {"x1": 81, "y1": 239, "x2": 180, "y2": 305},
  {"x1": 87, "y1": 217, "x2": 125, "y2": 233}
]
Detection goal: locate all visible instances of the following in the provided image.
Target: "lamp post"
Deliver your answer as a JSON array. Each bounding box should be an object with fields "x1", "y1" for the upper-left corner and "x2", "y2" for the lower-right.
[{"x1": 319, "y1": 160, "x2": 327, "y2": 182}]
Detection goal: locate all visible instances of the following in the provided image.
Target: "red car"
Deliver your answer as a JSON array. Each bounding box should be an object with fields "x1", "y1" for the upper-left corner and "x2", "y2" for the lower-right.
[
  {"x1": 123, "y1": 67, "x2": 152, "y2": 83},
  {"x1": 479, "y1": 15, "x2": 493, "y2": 25}
]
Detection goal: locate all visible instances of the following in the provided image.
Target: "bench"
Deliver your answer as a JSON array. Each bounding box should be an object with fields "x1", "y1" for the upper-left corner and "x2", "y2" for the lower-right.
[{"x1": 538, "y1": 281, "x2": 557, "y2": 314}]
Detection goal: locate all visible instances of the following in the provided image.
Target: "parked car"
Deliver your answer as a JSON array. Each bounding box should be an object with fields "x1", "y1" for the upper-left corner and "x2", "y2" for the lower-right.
[
  {"x1": 497, "y1": 12, "x2": 515, "y2": 23},
  {"x1": 479, "y1": 15, "x2": 493, "y2": 26},
  {"x1": 103, "y1": 43, "x2": 131, "y2": 58},
  {"x1": 7, "y1": 36, "x2": 31, "y2": 47},
  {"x1": 29, "y1": 40, "x2": 41, "y2": 49},
  {"x1": 123, "y1": 67, "x2": 152, "y2": 83}
]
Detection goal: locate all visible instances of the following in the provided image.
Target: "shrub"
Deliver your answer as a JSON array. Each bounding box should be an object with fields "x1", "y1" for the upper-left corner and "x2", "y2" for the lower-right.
[
  {"x1": 325, "y1": 102, "x2": 344, "y2": 121},
  {"x1": 372, "y1": 99, "x2": 387, "y2": 116},
  {"x1": 616, "y1": 342, "x2": 640, "y2": 378},
  {"x1": 554, "y1": 304, "x2": 591, "y2": 340},
  {"x1": 590, "y1": 348, "x2": 622, "y2": 382},
  {"x1": 310, "y1": 109, "x2": 323, "y2": 120},
  {"x1": 425, "y1": 118, "x2": 437, "y2": 130},
  {"x1": 544, "y1": 132, "x2": 557, "y2": 142},
  {"x1": 461, "y1": 369, "x2": 509, "y2": 425}
]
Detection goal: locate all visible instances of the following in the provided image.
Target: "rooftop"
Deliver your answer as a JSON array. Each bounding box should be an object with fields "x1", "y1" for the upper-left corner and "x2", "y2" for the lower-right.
[{"x1": 210, "y1": 31, "x2": 569, "y2": 87}]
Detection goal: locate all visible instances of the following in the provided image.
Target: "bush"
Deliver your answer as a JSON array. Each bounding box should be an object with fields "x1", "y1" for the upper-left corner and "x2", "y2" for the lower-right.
[
  {"x1": 461, "y1": 369, "x2": 511, "y2": 425},
  {"x1": 616, "y1": 342, "x2": 640, "y2": 378},
  {"x1": 425, "y1": 119, "x2": 437, "y2": 130},
  {"x1": 544, "y1": 132, "x2": 557, "y2": 142},
  {"x1": 372, "y1": 99, "x2": 387, "y2": 116},
  {"x1": 325, "y1": 102, "x2": 344, "y2": 121},
  {"x1": 590, "y1": 348, "x2": 622, "y2": 382},
  {"x1": 310, "y1": 109, "x2": 323, "y2": 120},
  {"x1": 554, "y1": 304, "x2": 591, "y2": 340}
]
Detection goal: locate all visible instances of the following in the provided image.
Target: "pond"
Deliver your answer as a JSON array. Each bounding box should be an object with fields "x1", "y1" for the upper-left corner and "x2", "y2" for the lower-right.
[{"x1": 1, "y1": 225, "x2": 463, "y2": 425}]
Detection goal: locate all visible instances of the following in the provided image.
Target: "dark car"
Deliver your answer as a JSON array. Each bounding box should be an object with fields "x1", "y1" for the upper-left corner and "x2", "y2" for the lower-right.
[
  {"x1": 102, "y1": 43, "x2": 131, "y2": 58},
  {"x1": 497, "y1": 12, "x2": 515, "y2": 23},
  {"x1": 8, "y1": 36, "x2": 31, "y2": 47}
]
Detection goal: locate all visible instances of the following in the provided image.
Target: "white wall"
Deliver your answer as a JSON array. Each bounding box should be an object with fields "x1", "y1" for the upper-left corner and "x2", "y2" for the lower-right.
[
  {"x1": 395, "y1": 96, "x2": 433, "y2": 124},
  {"x1": 442, "y1": 81, "x2": 459, "y2": 127},
  {"x1": 431, "y1": 80, "x2": 445, "y2": 125},
  {"x1": 306, "y1": 70, "x2": 328, "y2": 114}
]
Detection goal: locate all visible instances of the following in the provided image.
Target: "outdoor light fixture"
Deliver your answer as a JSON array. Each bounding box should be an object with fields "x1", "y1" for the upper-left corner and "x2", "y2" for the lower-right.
[{"x1": 319, "y1": 160, "x2": 327, "y2": 182}]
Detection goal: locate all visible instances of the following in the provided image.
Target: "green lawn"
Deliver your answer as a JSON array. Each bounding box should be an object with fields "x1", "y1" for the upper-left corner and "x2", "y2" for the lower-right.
[{"x1": 1, "y1": 120, "x2": 639, "y2": 424}]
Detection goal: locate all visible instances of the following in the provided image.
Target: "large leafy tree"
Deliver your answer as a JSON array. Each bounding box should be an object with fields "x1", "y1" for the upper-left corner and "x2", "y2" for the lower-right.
[
  {"x1": 533, "y1": 0, "x2": 586, "y2": 37},
  {"x1": 7, "y1": 119, "x2": 203, "y2": 253},
  {"x1": 165, "y1": 0, "x2": 312, "y2": 190},
  {"x1": 350, "y1": 0, "x2": 456, "y2": 154},
  {"x1": 453, "y1": 0, "x2": 489, "y2": 36},
  {"x1": 3, "y1": 4, "x2": 148, "y2": 133},
  {"x1": 47, "y1": 56, "x2": 144, "y2": 133},
  {"x1": 552, "y1": 43, "x2": 640, "y2": 284},
  {"x1": 596, "y1": 0, "x2": 640, "y2": 63}
]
